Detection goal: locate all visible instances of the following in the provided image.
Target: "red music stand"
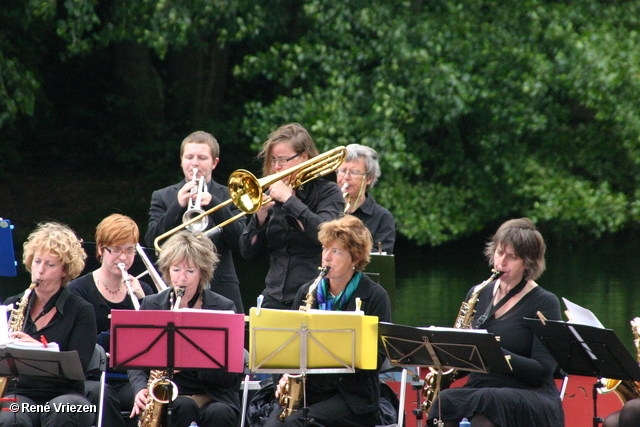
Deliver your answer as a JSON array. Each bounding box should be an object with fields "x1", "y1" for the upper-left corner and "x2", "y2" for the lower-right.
[{"x1": 109, "y1": 309, "x2": 245, "y2": 373}]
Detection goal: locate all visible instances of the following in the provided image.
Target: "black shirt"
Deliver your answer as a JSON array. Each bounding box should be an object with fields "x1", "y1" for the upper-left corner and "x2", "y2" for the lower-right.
[
  {"x1": 68, "y1": 272, "x2": 154, "y2": 336},
  {"x1": 240, "y1": 178, "x2": 344, "y2": 303},
  {"x1": 3, "y1": 287, "x2": 97, "y2": 401},
  {"x1": 350, "y1": 193, "x2": 396, "y2": 254}
]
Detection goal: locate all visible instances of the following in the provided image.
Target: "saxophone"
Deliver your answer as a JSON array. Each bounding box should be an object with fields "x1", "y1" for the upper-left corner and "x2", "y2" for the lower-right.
[
  {"x1": 421, "y1": 269, "x2": 503, "y2": 415},
  {"x1": 0, "y1": 280, "x2": 40, "y2": 396},
  {"x1": 137, "y1": 287, "x2": 184, "y2": 427},
  {"x1": 598, "y1": 317, "x2": 640, "y2": 403},
  {"x1": 277, "y1": 267, "x2": 330, "y2": 421}
]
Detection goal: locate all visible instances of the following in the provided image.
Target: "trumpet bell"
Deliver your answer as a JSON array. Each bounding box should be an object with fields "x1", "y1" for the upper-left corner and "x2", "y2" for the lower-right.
[{"x1": 182, "y1": 208, "x2": 210, "y2": 232}]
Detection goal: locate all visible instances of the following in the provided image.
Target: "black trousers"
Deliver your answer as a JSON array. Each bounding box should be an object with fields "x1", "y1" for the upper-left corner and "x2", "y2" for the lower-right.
[
  {"x1": 262, "y1": 393, "x2": 378, "y2": 427},
  {"x1": 167, "y1": 396, "x2": 238, "y2": 427},
  {"x1": 0, "y1": 393, "x2": 94, "y2": 427}
]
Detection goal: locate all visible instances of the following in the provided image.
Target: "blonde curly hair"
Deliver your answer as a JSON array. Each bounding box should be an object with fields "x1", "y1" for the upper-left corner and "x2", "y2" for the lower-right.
[{"x1": 23, "y1": 222, "x2": 87, "y2": 286}]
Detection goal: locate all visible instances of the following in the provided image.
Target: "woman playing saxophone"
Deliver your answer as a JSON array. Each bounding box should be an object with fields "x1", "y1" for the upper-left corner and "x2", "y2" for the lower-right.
[
  {"x1": 264, "y1": 215, "x2": 392, "y2": 427},
  {"x1": 0, "y1": 222, "x2": 97, "y2": 427},
  {"x1": 128, "y1": 231, "x2": 242, "y2": 427},
  {"x1": 426, "y1": 218, "x2": 564, "y2": 427}
]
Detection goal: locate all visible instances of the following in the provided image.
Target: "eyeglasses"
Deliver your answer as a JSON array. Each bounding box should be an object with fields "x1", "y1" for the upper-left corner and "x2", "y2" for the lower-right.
[
  {"x1": 337, "y1": 168, "x2": 368, "y2": 177},
  {"x1": 104, "y1": 246, "x2": 136, "y2": 256},
  {"x1": 270, "y1": 153, "x2": 301, "y2": 165}
]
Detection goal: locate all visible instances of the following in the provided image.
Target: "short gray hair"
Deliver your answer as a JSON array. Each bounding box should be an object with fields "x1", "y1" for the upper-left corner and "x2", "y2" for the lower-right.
[{"x1": 345, "y1": 144, "x2": 381, "y2": 190}]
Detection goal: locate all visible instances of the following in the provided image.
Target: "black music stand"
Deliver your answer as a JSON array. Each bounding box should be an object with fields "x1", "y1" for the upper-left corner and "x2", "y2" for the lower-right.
[
  {"x1": 0, "y1": 345, "x2": 85, "y2": 391},
  {"x1": 524, "y1": 318, "x2": 640, "y2": 427},
  {"x1": 378, "y1": 322, "x2": 511, "y2": 373},
  {"x1": 365, "y1": 254, "x2": 396, "y2": 310},
  {"x1": 378, "y1": 322, "x2": 511, "y2": 426}
]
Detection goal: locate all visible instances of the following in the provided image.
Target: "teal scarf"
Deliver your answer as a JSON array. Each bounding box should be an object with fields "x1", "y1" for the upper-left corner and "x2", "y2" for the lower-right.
[{"x1": 317, "y1": 272, "x2": 361, "y2": 311}]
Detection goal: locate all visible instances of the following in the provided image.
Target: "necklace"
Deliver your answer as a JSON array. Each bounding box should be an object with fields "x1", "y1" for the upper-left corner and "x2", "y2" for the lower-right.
[{"x1": 97, "y1": 273, "x2": 121, "y2": 295}]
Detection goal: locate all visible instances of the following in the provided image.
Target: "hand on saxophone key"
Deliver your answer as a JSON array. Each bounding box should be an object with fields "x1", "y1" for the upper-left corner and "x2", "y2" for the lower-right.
[
  {"x1": 9, "y1": 331, "x2": 38, "y2": 344},
  {"x1": 275, "y1": 374, "x2": 289, "y2": 398},
  {"x1": 130, "y1": 388, "x2": 149, "y2": 418}
]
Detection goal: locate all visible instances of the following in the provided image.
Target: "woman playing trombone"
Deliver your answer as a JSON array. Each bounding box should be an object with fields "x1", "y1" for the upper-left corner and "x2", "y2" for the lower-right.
[
  {"x1": 68, "y1": 213, "x2": 154, "y2": 427},
  {"x1": 240, "y1": 123, "x2": 344, "y2": 309}
]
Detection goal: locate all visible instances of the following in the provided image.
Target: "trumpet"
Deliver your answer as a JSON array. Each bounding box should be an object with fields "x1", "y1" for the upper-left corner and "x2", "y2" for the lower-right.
[
  {"x1": 154, "y1": 146, "x2": 347, "y2": 252},
  {"x1": 182, "y1": 168, "x2": 210, "y2": 232}
]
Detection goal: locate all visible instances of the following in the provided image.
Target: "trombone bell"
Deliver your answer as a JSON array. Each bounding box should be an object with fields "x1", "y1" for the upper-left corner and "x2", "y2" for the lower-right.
[{"x1": 228, "y1": 170, "x2": 264, "y2": 214}]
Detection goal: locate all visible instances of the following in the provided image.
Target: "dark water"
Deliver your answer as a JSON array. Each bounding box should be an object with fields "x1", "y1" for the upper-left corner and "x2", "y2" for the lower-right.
[{"x1": 2, "y1": 234, "x2": 639, "y2": 354}]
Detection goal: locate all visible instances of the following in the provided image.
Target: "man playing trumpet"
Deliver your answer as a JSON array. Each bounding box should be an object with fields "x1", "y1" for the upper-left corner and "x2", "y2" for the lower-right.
[{"x1": 145, "y1": 131, "x2": 245, "y2": 313}]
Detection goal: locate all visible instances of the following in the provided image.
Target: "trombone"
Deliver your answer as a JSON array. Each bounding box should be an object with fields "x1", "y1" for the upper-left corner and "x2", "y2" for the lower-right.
[{"x1": 154, "y1": 146, "x2": 347, "y2": 253}]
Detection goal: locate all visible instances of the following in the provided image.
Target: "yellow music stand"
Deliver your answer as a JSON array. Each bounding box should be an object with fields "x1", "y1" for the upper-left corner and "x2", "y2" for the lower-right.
[{"x1": 248, "y1": 307, "x2": 378, "y2": 374}]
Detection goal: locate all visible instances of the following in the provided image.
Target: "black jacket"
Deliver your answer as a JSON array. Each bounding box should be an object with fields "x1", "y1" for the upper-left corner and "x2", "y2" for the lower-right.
[
  {"x1": 292, "y1": 273, "x2": 392, "y2": 415},
  {"x1": 240, "y1": 178, "x2": 344, "y2": 303}
]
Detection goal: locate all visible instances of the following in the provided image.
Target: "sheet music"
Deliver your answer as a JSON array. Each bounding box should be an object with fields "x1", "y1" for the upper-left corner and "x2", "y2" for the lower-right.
[
  {"x1": 177, "y1": 308, "x2": 236, "y2": 314},
  {"x1": 563, "y1": 297, "x2": 605, "y2": 328},
  {"x1": 0, "y1": 341, "x2": 60, "y2": 352},
  {"x1": 424, "y1": 326, "x2": 489, "y2": 334},
  {"x1": 305, "y1": 309, "x2": 364, "y2": 316}
]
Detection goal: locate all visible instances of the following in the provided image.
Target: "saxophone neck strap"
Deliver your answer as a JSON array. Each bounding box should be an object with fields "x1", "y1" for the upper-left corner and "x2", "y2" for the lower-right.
[{"x1": 474, "y1": 276, "x2": 527, "y2": 328}]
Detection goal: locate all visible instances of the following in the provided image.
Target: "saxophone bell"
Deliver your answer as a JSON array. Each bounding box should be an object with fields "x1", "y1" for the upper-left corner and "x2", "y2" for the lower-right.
[
  {"x1": 598, "y1": 317, "x2": 640, "y2": 403},
  {"x1": 148, "y1": 376, "x2": 179, "y2": 404}
]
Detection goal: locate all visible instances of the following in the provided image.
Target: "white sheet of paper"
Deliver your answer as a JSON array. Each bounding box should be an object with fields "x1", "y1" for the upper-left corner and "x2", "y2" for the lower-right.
[{"x1": 563, "y1": 297, "x2": 605, "y2": 328}]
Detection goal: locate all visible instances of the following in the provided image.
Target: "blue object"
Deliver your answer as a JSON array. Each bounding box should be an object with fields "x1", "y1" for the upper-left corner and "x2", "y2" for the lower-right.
[
  {"x1": 459, "y1": 418, "x2": 471, "y2": 427},
  {"x1": 0, "y1": 218, "x2": 17, "y2": 277}
]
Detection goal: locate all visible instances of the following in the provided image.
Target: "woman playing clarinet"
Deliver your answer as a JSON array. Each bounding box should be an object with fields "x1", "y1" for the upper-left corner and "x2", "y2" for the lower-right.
[{"x1": 68, "y1": 213, "x2": 155, "y2": 427}]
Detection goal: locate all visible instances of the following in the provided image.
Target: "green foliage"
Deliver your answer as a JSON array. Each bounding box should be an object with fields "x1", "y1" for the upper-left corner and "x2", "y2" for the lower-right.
[
  {"x1": 237, "y1": 0, "x2": 640, "y2": 245},
  {"x1": 4, "y1": 0, "x2": 640, "y2": 246}
]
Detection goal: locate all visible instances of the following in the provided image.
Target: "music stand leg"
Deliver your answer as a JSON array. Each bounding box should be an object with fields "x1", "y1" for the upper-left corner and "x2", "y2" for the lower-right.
[
  {"x1": 592, "y1": 381, "x2": 604, "y2": 427},
  {"x1": 412, "y1": 384, "x2": 424, "y2": 427}
]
